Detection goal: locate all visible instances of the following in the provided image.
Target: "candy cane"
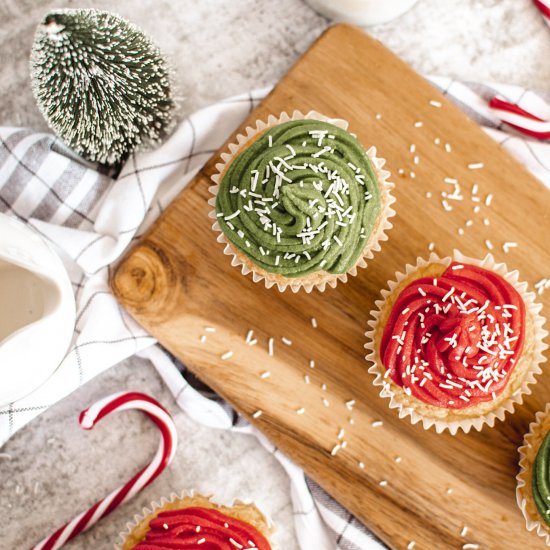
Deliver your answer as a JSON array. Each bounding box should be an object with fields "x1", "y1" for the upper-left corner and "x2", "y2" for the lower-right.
[
  {"x1": 534, "y1": 0, "x2": 550, "y2": 27},
  {"x1": 30, "y1": 391, "x2": 178, "y2": 550},
  {"x1": 488, "y1": 96, "x2": 550, "y2": 140}
]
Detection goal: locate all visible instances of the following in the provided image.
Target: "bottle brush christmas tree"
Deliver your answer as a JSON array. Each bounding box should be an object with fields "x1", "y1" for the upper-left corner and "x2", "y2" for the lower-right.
[{"x1": 30, "y1": 9, "x2": 174, "y2": 165}]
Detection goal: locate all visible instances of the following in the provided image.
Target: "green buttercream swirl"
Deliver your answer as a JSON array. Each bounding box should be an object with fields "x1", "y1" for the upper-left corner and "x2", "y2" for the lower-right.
[
  {"x1": 533, "y1": 430, "x2": 550, "y2": 527},
  {"x1": 215, "y1": 120, "x2": 382, "y2": 277}
]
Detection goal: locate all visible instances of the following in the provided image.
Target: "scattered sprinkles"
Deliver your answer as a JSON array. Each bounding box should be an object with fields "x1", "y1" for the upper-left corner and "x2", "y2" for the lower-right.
[
  {"x1": 252, "y1": 410, "x2": 263, "y2": 419},
  {"x1": 371, "y1": 420, "x2": 383, "y2": 428},
  {"x1": 502, "y1": 241, "x2": 518, "y2": 253},
  {"x1": 535, "y1": 278, "x2": 550, "y2": 295},
  {"x1": 221, "y1": 351, "x2": 233, "y2": 360},
  {"x1": 429, "y1": 100, "x2": 442, "y2": 108}
]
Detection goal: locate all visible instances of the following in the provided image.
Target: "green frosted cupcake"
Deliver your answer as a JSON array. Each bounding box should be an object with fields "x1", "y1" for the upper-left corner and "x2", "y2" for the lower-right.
[
  {"x1": 209, "y1": 111, "x2": 395, "y2": 292},
  {"x1": 517, "y1": 405, "x2": 550, "y2": 546}
]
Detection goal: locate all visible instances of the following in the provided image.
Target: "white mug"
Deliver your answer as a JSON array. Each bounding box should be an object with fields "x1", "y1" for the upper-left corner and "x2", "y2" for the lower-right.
[
  {"x1": 306, "y1": 0, "x2": 419, "y2": 26},
  {"x1": 0, "y1": 213, "x2": 75, "y2": 405}
]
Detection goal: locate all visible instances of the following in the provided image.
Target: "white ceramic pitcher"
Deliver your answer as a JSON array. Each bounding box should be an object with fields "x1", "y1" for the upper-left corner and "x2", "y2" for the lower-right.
[{"x1": 0, "y1": 213, "x2": 75, "y2": 405}]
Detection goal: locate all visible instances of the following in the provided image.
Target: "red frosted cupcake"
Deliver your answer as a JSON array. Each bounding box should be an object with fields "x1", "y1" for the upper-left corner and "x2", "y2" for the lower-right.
[
  {"x1": 118, "y1": 493, "x2": 273, "y2": 549},
  {"x1": 365, "y1": 251, "x2": 547, "y2": 434}
]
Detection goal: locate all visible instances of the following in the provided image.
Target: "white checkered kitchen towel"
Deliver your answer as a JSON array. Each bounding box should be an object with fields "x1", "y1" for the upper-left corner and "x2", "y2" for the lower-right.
[{"x1": 1, "y1": 79, "x2": 550, "y2": 550}]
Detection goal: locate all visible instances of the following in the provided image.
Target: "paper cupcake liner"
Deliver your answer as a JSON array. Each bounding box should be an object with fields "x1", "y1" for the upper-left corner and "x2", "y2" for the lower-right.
[
  {"x1": 208, "y1": 110, "x2": 396, "y2": 293},
  {"x1": 517, "y1": 404, "x2": 550, "y2": 546},
  {"x1": 364, "y1": 250, "x2": 548, "y2": 435},
  {"x1": 116, "y1": 490, "x2": 274, "y2": 549}
]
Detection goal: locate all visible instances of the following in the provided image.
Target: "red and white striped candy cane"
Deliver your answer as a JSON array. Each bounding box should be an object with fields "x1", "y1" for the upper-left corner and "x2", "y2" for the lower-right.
[
  {"x1": 31, "y1": 391, "x2": 178, "y2": 550},
  {"x1": 489, "y1": 95, "x2": 550, "y2": 140},
  {"x1": 534, "y1": 0, "x2": 550, "y2": 27}
]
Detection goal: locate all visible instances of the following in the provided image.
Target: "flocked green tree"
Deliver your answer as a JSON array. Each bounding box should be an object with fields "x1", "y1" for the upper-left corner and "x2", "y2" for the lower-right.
[{"x1": 30, "y1": 9, "x2": 174, "y2": 165}]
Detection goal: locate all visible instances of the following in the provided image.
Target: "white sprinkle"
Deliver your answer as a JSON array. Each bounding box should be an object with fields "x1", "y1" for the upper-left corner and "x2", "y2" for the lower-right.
[
  {"x1": 371, "y1": 420, "x2": 383, "y2": 428},
  {"x1": 309, "y1": 359, "x2": 315, "y2": 369},
  {"x1": 428, "y1": 242, "x2": 435, "y2": 251},
  {"x1": 221, "y1": 351, "x2": 233, "y2": 360},
  {"x1": 359, "y1": 461, "x2": 365, "y2": 469},
  {"x1": 225, "y1": 210, "x2": 241, "y2": 221},
  {"x1": 296, "y1": 407, "x2": 306, "y2": 415},
  {"x1": 379, "y1": 480, "x2": 388, "y2": 487},
  {"x1": 197, "y1": 538, "x2": 206, "y2": 545},
  {"x1": 485, "y1": 193, "x2": 493, "y2": 206},
  {"x1": 245, "y1": 329, "x2": 254, "y2": 344},
  {"x1": 458, "y1": 228, "x2": 464, "y2": 236},
  {"x1": 426, "y1": 191, "x2": 432, "y2": 198},
  {"x1": 409, "y1": 171, "x2": 416, "y2": 179},
  {"x1": 229, "y1": 538, "x2": 244, "y2": 549},
  {"x1": 395, "y1": 456, "x2": 402, "y2": 463},
  {"x1": 224, "y1": 523, "x2": 229, "y2": 528},
  {"x1": 260, "y1": 371, "x2": 271, "y2": 379},
  {"x1": 268, "y1": 135, "x2": 273, "y2": 147},
  {"x1": 483, "y1": 218, "x2": 490, "y2": 226},
  {"x1": 462, "y1": 545, "x2": 479, "y2": 550},
  {"x1": 281, "y1": 337, "x2": 292, "y2": 346},
  {"x1": 430, "y1": 99, "x2": 442, "y2": 108},
  {"x1": 413, "y1": 155, "x2": 419, "y2": 165},
  {"x1": 414, "y1": 121, "x2": 423, "y2": 128},
  {"x1": 252, "y1": 410, "x2": 263, "y2": 419},
  {"x1": 444, "y1": 177, "x2": 458, "y2": 184},
  {"x1": 446, "y1": 488, "x2": 453, "y2": 495},
  {"x1": 331, "y1": 444, "x2": 341, "y2": 456},
  {"x1": 485, "y1": 239, "x2": 494, "y2": 250},
  {"x1": 311, "y1": 317, "x2": 318, "y2": 328},
  {"x1": 375, "y1": 113, "x2": 382, "y2": 120},
  {"x1": 407, "y1": 543, "x2": 416, "y2": 550},
  {"x1": 409, "y1": 143, "x2": 416, "y2": 153},
  {"x1": 445, "y1": 143, "x2": 452, "y2": 153},
  {"x1": 205, "y1": 326, "x2": 216, "y2": 333},
  {"x1": 460, "y1": 526, "x2": 469, "y2": 537},
  {"x1": 268, "y1": 337, "x2": 274, "y2": 356},
  {"x1": 199, "y1": 334, "x2": 206, "y2": 343},
  {"x1": 452, "y1": 264, "x2": 464, "y2": 270},
  {"x1": 434, "y1": 137, "x2": 441, "y2": 144},
  {"x1": 503, "y1": 241, "x2": 518, "y2": 253},
  {"x1": 304, "y1": 375, "x2": 310, "y2": 384},
  {"x1": 345, "y1": 399, "x2": 356, "y2": 410},
  {"x1": 468, "y1": 163, "x2": 484, "y2": 170},
  {"x1": 322, "y1": 398, "x2": 330, "y2": 407}
]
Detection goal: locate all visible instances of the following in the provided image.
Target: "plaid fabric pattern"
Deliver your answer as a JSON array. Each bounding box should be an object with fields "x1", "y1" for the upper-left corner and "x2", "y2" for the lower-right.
[{"x1": 1, "y1": 81, "x2": 549, "y2": 549}]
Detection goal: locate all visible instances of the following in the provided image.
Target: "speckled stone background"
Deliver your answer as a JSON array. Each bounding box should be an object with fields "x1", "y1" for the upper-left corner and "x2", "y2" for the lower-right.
[{"x1": 0, "y1": 1, "x2": 549, "y2": 549}]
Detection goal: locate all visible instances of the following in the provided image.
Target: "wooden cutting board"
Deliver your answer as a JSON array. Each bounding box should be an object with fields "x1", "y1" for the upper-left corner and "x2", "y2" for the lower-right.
[{"x1": 112, "y1": 25, "x2": 550, "y2": 549}]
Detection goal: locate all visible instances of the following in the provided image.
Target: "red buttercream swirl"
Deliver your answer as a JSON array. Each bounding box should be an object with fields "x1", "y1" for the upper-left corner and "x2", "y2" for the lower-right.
[
  {"x1": 133, "y1": 506, "x2": 272, "y2": 550},
  {"x1": 379, "y1": 262, "x2": 525, "y2": 409}
]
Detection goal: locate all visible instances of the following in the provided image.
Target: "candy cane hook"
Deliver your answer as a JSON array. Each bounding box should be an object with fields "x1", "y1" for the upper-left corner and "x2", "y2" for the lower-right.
[{"x1": 30, "y1": 391, "x2": 178, "y2": 550}]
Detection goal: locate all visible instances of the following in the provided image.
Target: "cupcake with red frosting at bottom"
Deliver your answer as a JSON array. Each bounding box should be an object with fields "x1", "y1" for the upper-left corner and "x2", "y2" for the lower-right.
[
  {"x1": 118, "y1": 493, "x2": 272, "y2": 549},
  {"x1": 365, "y1": 251, "x2": 547, "y2": 434}
]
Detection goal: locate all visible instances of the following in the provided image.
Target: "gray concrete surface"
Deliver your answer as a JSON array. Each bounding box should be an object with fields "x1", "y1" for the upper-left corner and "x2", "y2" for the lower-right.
[{"x1": 0, "y1": 1, "x2": 549, "y2": 549}]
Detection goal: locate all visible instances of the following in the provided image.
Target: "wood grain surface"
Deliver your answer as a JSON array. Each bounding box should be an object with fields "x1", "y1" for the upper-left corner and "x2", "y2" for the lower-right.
[{"x1": 112, "y1": 25, "x2": 550, "y2": 549}]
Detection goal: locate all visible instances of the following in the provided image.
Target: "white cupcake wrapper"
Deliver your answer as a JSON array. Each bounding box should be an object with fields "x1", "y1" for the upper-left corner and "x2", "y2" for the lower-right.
[
  {"x1": 208, "y1": 110, "x2": 396, "y2": 293},
  {"x1": 517, "y1": 404, "x2": 550, "y2": 546},
  {"x1": 364, "y1": 250, "x2": 548, "y2": 435},
  {"x1": 115, "y1": 490, "x2": 274, "y2": 549}
]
